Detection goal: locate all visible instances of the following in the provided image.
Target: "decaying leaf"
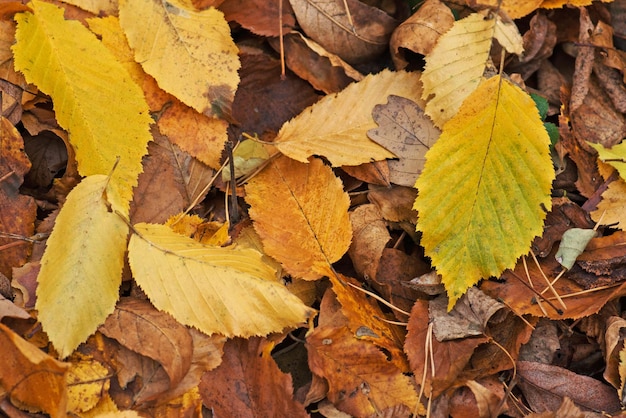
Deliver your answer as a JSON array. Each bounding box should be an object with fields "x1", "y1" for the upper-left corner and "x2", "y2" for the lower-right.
[
  {"x1": 119, "y1": 0, "x2": 240, "y2": 118},
  {"x1": 128, "y1": 223, "x2": 314, "y2": 337},
  {"x1": 554, "y1": 228, "x2": 596, "y2": 269},
  {"x1": 245, "y1": 156, "x2": 352, "y2": 280},
  {"x1": 368, "y1": 95, "x2": 440, "y2": 186},
  {"x1": 274, "y1": 70, "x2": 423, "y2": 166},
  {"x1": 415, "y1": 75, "x2": 554, "y2": 308},
  {"x1": 36, "y1": 175, "x2": 129, "y2": 358}
]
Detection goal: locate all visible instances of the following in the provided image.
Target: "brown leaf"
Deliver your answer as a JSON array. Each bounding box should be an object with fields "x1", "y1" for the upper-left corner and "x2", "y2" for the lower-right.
[
  {"x1": 0, "y1": 323, "x2": 69, "y2": 418},
  {"x1": 405, "y1": 300, "x2": 486, "y2": 398},
  {"x1": 199, "y1": 337, "x2": 308, "y2": 417},
  {"x1": 342, "y1": 161, "x2": 391, "y2": 187},
  {"x1": 390, "y1": 0, "x2": 454, "y2": 70},
  {"x1": 0, "y1": 117, "x2": 36, "y2": 278},
  {"x1": 289, "y1": 0, "x2": 397, "y2": 64},
  {"x1": 367, "y1": 185, "x2": 418, "y2": 224},
  {"x1": 130, "y1": 130, "x2": 214, "y2": 225},
  {"x1": 220, "y1": 0, "x2": 296, "y2": 37},
  {"x1": 245, "y1": 156, "x2": 352, "y2": 280},
  {"x1": 272, "y1": 32, "x2": 363, "y2": 94},
  {"x1": 368, "y1": 95, "x2": 439, "y2": 187},
  {"x1": 348, "y1": 204, "x2": 390, "y2": 281},
  {"x1": 306, "y1": 325, "x2": 420, "y2": 416},
  {"x1": 517, "y1": 361, "x2": 621, "y2": 414},
  {"x1": 99, "y1": 297, "x2": 194, "y2": 390},
  {"x1": 330, "y1": 275, "x2": 408, "y2": 372}
]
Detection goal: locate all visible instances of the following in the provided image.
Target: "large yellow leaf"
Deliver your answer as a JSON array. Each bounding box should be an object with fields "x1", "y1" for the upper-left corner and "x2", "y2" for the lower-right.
[
  {"x1": 128, "y1": 223, "x2": 313, "y2": 337},
  {"x1": 274, "y1": 70, "x2": 423, "y2": 166},
  {"x1": 118, "y1": 0, "x2": 240, "y2": 118},
  {"x1": 36, "y1": 175, "x2": 129, "y2": 358},
  {"x1": 12, "y1": 0, "x2": 152, "y2": 212},
  {"x1": 245, "y1": 156, "x2": 352, "y2": 280},
  {"x1": 421, "y1": 12, "x2": 523, "y2": 128},
  {"x1": 414, "y1": 76, "x2": 554, "y2": 309}
]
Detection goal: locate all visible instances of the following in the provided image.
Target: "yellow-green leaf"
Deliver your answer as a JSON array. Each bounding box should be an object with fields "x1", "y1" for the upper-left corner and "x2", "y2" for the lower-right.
[
  {"x1": 12, "y1": 0, "x2": 152, "y2": 213},
  {"x1": 421, "y1": 12, "x2": 523, "y2": 129},
  {"x1": 36, "y1": 175, "x2": 129, "y2": 358},
  {"x1": 274, "y1": 70, "x2": 423, "y2": 166},
  {"x1": 414, "y1": 75, "x2": 554, "y2": 309},
  {"x1": 118, "y1": 0, "x2": 240, "y2": 118},
  {"x1": 128, "y1": 223, "x2": 314, "y2": 337},
  {"x1": 245, "y1": 156, "x2": 352, "y2": 280}
]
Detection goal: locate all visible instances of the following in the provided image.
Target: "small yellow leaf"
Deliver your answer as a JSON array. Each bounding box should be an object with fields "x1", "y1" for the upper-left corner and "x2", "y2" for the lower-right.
[
  {"x1": 245, "y1": 156, "x2": 352, "y2": 280},
  {"x1": 66, "y1": 353, "x2": 110, "y2": 414},
  {"x1": 422, "y1": 12, "x2": 522, "y2": 128},
  {"x1": 128, "y1": 223, "x2": 313, "y2": 337},
  {"x1": 36, "y1": 175, "x2": 129, "y2": 358},
  {"x1": 414, "y1": 76, "x2": 554, "y2": 309},
  {"x1": 591, "y1": 172, "x2": 626, "y2": 230},
  {"x1": 590, "y1": 142, "x2": 626, "y2": 181},
  {"x1": 274, "y1": 70, "x2": 423, "y2": 166},
  {"x1": 13, "y1": 1, "x2": 152, "y2": 212},
  {"x1": 222, "y1": 138, "x2": 270, "y2": 181},
  {"x1": 118, "y1": 0, "x2": 240, "y2": 118}
]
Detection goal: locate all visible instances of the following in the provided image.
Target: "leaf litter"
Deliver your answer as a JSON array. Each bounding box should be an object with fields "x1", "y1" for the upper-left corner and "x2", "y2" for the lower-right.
[{"x1": 0, "y1": 0, "x2": 626, "y2": 416}]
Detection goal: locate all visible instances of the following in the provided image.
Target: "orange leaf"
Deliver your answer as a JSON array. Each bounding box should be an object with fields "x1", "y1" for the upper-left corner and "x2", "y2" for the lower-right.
[
  {"x1": 245, "y1": 156, "x2": 351, "y2": 280},
  {"x1": 0, "y1": 323, "x2": 69, "y2": 418}
]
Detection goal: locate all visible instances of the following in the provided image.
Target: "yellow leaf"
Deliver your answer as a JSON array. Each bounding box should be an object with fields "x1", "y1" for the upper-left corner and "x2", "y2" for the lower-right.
[
  {"x1": 414, "y1": 76, "x2": 554, "y2": 309},
  {"x1": 421, "y1": 12, "x2": 523, "y2": 128},
  {"x1": 591, "y1": 174, "x2": 626, "y2": 229},
  {"x1": 61, "y1": 0, "x2": 116, "y2": 15},
  {"x1": 541, "y1": 0, "x2": 613, "y2": 8},
  {"x1": 245, "y1": 156, "x2": 352, "y2": 280},
  {"x1": 128, "y1": 223, "x2": 314, "y2": 337},
  {"x1": 36, "y1": 175, "x2": 129, "y2": 358},
  {"x1": 590, "y1": 142, "x2": 626, "y2": 181},
  {"x1": 0, "y1": 323, "x2": 69, "y2": 418},
  {"x1": 118, "y1": 0, "x2": 240, "y2": 118},
  {"x1": 66, "y1": 353, "x2": 110, "y2": 414},
  {"x1": 12, "y1": 1, "x2": 152, "y2": 212},
  {"x1": 274, "y1": 70, "x2": 423, "y2": 166},
  {"x1": 466, "y1": 0, "x2": 543, "y2": 19}
]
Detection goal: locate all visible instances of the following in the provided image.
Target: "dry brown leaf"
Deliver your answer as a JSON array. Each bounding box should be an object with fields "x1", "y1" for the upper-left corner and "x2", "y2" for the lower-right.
[
  {"x1": 99, "y1": 297, "x2": 193, "y2": 390},
  {"x1": 342, "y1": 161, "x2": 391, "y2": 187},
  {"x1": 0, "y1": 117, "x2": 36, "y2": 278},
  {"x1": 274, "y1": 32, "x2": 363, "y2": 94},
  {"x1": 517, "y1": 361, "x2": 621, "y2": 414},
  {"x1": 289, "y1": 0, "x2": 397, "y2": 64},
  {"x1": 390, "y1": 0, "x2": 454, "y2": 70},
  {"x1": 330, "y1": 275, "x2": 408, "y2": 372},
  {"x1": 347, "y1": 204, "x2": 390, "y2": 281},
  {"x1": 368, "y1": 95, "x2": 439, "y2": 186},
  {"x1": 219, "y1": 0, "x2": 296, "y2": 37},
  {"x1": 307, "y1": 325, "x2": 420, "y2": 416},
  {"x1": 367, "y1": 185, "x2": 418, "y2": 224},
  {"x1": 245, "y1": 156, "x2": 351, "y2": 280},
  {"x1": 199, "y1": 337, "x2": 308, "y2": 417}
]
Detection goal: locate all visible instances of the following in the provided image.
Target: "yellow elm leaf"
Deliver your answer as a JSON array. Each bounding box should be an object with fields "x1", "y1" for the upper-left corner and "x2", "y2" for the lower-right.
[
  {"x1": 245, "y1": 156, "x2": 352, "y2": 280},
  {"x1": 421, "y1": 12, "x2": 522, "y2": 129},
  {"x1": 541, "y1": 0, "x2": 613, "y2": 8},
  {"x1": 128, "y1": 223, "x2": 314, "y2": 337},
  {"x1": 118, "y1": 0, "x2": 240, "y2": 118},
  {"x1": 274, "y1": 70, "x2": 423, "y2": 166},
  {"x1": 466, "y1": 0, "x2": 543, "y2": 19},
  {"x1": 414, "y1": 76, "x2": 554, "y2": 309},
  {"x1": 12, "y1": 1, "x2": 152, "y2": 213},
  {"x1": 591, "y1": 174, "x2": 626, "y2": 230},
  {"x1": 36, "y1": 175, "x2": 129, "y2": 358}
]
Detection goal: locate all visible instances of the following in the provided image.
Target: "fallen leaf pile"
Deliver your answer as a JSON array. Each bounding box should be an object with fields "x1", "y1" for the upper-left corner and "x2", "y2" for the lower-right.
[{"x1": 0, "y1": 0, "x2": 626, "y2": 416}]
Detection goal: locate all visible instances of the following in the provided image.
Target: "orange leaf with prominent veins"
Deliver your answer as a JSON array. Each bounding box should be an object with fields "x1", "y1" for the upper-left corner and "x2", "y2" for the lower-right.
[{"x1": 245, "y1": 156, "x2": 352, "y2": 280}]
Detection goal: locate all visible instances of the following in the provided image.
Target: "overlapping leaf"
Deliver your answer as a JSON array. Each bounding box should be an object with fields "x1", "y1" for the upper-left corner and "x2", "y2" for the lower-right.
[
  {"x1": 36, "y1": 175, "x2": 129, "y2": 358},
  {"x1": 128, "y1": 223, "x2": 313, "y2": 337},
  {"x1": 118, "y1": 0, "x2": 240, "y2": 118},
  {"x1": 12, "y1": 0, "x2": 152, "y2": 211},
  {"x1": 414, "y1": 75, "x2": 554, "y2": 309},
  {"x1": 245, "y1": 156, "x2": 352, "y2": 280},
  {"x1": 421, "y1": 12, "x2": 523, "y2": 128},
  {"x1": 274, "y1": 70, "x2": 423, "y2": 166}
]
